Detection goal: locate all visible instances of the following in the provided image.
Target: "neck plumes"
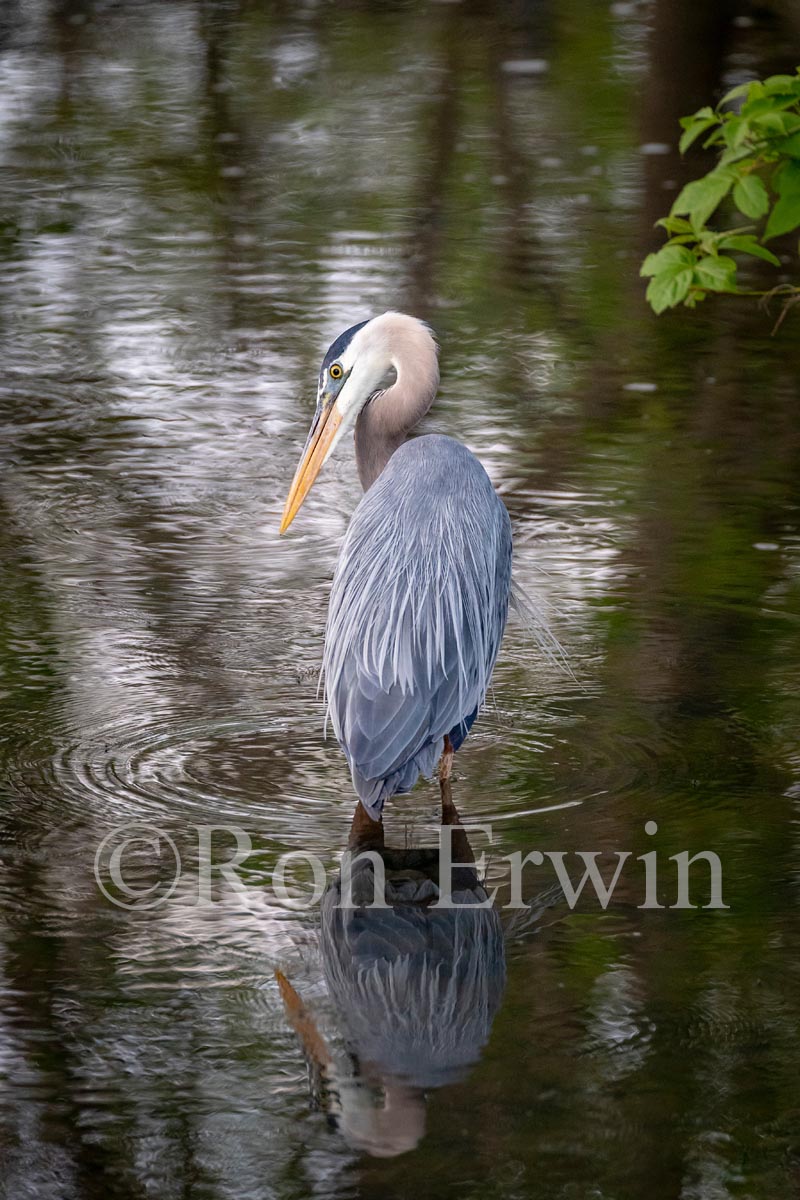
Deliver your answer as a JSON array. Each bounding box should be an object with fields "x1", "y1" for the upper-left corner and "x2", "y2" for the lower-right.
[{"x1": 353, "y1": 315, "x2": 439, "y2": 491}]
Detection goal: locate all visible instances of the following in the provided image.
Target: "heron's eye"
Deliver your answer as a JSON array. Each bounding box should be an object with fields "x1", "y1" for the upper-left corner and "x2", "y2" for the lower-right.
[{"x1": 329, "y1": 363, "x2": 343, "y2": 380}]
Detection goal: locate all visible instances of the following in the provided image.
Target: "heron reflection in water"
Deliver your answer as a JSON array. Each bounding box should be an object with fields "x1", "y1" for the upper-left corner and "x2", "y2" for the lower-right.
[
  {"x1": 280, "y1": 312, "x2": 515, "y2": 817},
  {"x1": 277, "y1": 800, "x2": 506, "y2": 1158}
]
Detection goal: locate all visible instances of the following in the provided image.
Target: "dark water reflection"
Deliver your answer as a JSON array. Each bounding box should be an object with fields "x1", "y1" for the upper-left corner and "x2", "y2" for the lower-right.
[
  {"x1": 279, "y1": 807, "x2": 506, "y2": 1158},
  {"x1": 2, "y1": 0, "x2": 800, "y2": 1197}
]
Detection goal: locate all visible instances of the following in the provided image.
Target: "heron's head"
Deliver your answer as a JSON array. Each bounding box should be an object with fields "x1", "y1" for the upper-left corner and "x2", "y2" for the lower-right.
[{"x1": 279, "y1": 312, "x2": 438, "y2": 532}]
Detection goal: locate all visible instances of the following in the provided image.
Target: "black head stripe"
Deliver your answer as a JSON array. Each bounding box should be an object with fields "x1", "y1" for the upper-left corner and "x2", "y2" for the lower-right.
[{"x1": 321, "y1": 319, "x2": 370, "y2": 374}]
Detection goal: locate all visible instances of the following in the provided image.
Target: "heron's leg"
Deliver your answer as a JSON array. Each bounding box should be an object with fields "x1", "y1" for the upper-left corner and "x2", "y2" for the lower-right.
[
  {"x1": 438, "y1": 737, "x2": 474, "y2": 863},
  {"x1": 438, "y1": 734, "x2": 454, "y2": 784},
  {"x1": 439, "y1": 735, "x2": 455, "y2": 812},
  {"x1": 348, "y1": 801, "x2": 385, "y2": 853}
]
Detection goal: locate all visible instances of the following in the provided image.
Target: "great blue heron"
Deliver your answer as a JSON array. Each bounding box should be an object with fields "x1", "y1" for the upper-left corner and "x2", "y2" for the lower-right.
[{"x1": 280, "y1": 312, "x2": 512, "y2": 819}]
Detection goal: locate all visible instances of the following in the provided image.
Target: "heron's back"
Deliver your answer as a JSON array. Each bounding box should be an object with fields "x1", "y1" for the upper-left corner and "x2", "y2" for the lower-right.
[{"x1": 324, "y1": 434, "x2": 511, "y2": 815}]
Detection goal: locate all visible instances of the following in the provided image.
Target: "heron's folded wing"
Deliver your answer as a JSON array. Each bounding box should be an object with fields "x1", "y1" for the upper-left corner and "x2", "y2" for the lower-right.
[
  {"x1": 323, "y1": 472, "x2": 511, "y2": 785},
  {"x1": 334, "y1": 638, "x2": 471, "y2": 780}
]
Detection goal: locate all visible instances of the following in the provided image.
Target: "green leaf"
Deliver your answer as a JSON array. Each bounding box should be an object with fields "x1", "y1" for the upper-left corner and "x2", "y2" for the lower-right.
[
  {"x1": 671, "y1": 170, "x2": 734, "y2": 229},
  {"x1": 721, "y1": 116, "x2": 750, "y2": 149},
  {"x1": 645, "y1": 265, "x2": 695, "y2": 313},
  {"x1": 680, "y1": 106, "x2": 715, "y2": 127},
  {"x1": 704, "y1": 128, "x2": 727, "y2": 145},
  {"x1": 732, "y1": 174, "x2": 769, "y2": 218},
  {"x1": 640, "y1": 244, "x2": 696, "y2": 277},
  {"x1": 718, "y1": 144, "x2": 763, "y2": 168},
  {"x1": 776, "y1": 131, "x2": 800, "y2": 155},
  {"x1": 764, "y1": 197, "x2": 800, "y2": 239},
  {"x1": 753, "y1": 111, "x2": 800, "y2": 137},
  {"x1": 775, "y1": 158, "x2": 800, "y2": 190},
  {"x1": 642, "y1": 247, "x2": 697, "y2": 313},
  {"x1": 716, "y1": 234, "x2": 781, "y2": 265},
  {"x1": 720, "y1": 81, "x2": 756, "y2": 107},
  {"x1": 679, "y1": 107, "x2": 719, "y2": 153},
  {"x1": 693, "y1": 254, "x2": 738, "y2": 291},
  {"x1": 764, "y1": 160, "x2": 800, "y2": 239},
  {"x1": 761, "y1": 74, "x2": 800, "y2": 95},
  {"x1": 655, "y1": 215, "x2": 694, "y2": 234},
  {"x1": 741, "y1": 95, "x2": 800, "y2": 119}
]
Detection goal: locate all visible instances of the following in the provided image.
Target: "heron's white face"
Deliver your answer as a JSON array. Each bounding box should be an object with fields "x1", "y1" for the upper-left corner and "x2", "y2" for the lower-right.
[
  {"x1": 280, "y1": 316, "x2": 397, "y2": 533},
  {"x1": 325, "y1": 323, "x2": 395, "y2": 415}
]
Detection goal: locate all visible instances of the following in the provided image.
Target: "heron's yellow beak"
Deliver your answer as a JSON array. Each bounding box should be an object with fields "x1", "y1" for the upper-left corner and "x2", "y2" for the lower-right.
[{"x1": 280, "y1": 400, "x2": 344, "y2": 533}]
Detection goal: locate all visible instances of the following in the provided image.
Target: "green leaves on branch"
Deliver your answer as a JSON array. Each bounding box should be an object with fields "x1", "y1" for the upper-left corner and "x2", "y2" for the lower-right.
[
  {"x1": 642, "y1": 68, "x2": 800, "y2": 315},
  {"x1": 642, "y1": 244, "x2": 739, "y2": 314},
  {"x1": 642, "y1": 224, "x2": 779, "y2": 314}
]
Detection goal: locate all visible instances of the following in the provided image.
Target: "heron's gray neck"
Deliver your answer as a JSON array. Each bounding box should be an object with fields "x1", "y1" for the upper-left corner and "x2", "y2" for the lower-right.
[{"x1": 354, "y1": 403, "x2": 407, "y2": 491}]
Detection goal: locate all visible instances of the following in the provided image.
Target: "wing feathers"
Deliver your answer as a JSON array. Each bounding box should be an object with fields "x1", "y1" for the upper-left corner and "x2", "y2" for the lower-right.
[{"x1": 323, "y1": 436, "x2": 511, "y2": 806}]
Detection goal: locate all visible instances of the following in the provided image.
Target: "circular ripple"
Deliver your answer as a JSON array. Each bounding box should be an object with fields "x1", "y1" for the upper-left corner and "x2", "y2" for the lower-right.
[{"x1": 3, "y1": 708, "x2": 353, "y2": 859}]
